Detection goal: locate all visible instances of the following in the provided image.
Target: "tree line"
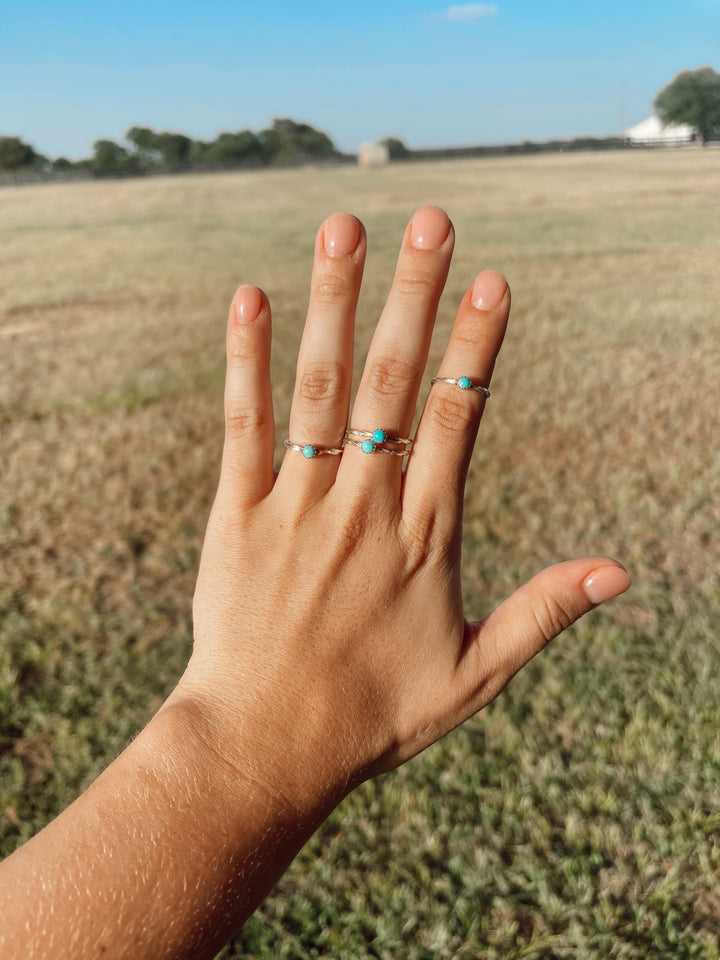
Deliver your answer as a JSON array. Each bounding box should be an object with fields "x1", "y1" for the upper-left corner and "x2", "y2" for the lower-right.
[
  {"x1": 0, "y1": 117, "x2": 339, "y2": 176},
  {"x1": 2, "y1": 67, "x2": 719, "y2": 178}
]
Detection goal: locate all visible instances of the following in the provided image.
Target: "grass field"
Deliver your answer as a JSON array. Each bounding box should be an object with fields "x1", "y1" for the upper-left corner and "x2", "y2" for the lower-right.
[{"x1": 1, "y1": 150, "x2": 719, "y2": 958}]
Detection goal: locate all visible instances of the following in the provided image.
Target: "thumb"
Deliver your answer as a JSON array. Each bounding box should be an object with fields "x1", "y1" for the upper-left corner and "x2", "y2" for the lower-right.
[{"x1": 459, "y1": 558, "x2": 631, "y2": 709}]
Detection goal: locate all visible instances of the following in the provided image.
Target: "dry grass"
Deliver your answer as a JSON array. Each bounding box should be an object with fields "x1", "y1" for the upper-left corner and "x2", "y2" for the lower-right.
[{"x1": 1, "y1": 150, "x2": 719, "y2": 957}]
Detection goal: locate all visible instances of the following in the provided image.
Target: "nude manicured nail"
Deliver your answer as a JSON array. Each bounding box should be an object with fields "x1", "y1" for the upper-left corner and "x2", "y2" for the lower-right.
[
  {"x1": 234, "y1": 285, "x2": 263, "y2": 324},
  {"x1": 410, "y1": 206, "x2": 451, "y2": 250},
  {"x1": 471, "y1": 270, "x2": 508, "y2": 311},
  {"x1": 323, "y1": 213, "x2": 361, "y2": 257},
  {"x1": 582, "y1": 564, "x2": 632, "y2": 605}
]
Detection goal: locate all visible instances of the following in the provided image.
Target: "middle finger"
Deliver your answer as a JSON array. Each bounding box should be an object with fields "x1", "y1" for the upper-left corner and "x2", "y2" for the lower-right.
[{"x1": 339, "y1": 206, "x2": 455, "y2": 486}]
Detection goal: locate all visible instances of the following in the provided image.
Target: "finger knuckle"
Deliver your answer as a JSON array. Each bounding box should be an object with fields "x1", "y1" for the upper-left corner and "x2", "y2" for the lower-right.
[
  {"x1": 392, "y1": 270, "x2": 437, "y2": 302},
  {"x1": 452, "y1": 316, "x2": 485, "y2": 352},
  {"x1": 368, "y1": 356, "x2": 418, "y2": 399},
  {"x1": 227, "y1": 331, "x2": 257, "y2": 366},
  {"x1": 335, "y1": 511, "x2": 369, "y2": 554},
  {"x1": 427, "y1": 394, "x2": 477, "y2": 436},
  {"x1": 530, "y1": 592, "x2": 574, "y2": 644},
  {"x1": 400, "y1": 511, "x2": 435, "y2": 571},
  {"x1": 312, "y1": 272, "x2": 352, "y2": 306},
  {"x1": 298, "y1": 361, "x2": 347, "y2": 402},
  {"x1": 225, "y1": 406, "x2": 268, "y2": 440}
]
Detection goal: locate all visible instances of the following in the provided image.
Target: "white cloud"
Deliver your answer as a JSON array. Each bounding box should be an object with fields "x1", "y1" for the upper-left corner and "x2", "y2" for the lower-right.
[{"x1": 442, "y1": 4, "x2": 498, "y2": 21}]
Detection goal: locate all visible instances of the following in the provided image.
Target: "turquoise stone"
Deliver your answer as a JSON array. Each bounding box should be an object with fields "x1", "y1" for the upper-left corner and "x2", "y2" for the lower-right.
[
  {"x1": 458, "y1": 376, "x2": 472, "y2": 390},
  {"x1": 361, "y1": 439, "x2": 376, "y2": 454},
  {"x1": 372, "y1": 428, "x2": 386, "y2": 443},
  {"x1": 302, "y1": 444, "x2": 317, "y2": 459}
]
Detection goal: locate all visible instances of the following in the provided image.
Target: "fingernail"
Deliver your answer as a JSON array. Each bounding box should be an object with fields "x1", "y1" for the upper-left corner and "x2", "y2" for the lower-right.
[
  {"x1": 471, "y1": 270, "x2": 508, "y2": 310},
  {"x1": 233, "y1": 285, "x2": 263, "y2": 324},
  {"x1": 323, "y1": 213, "x2": 361, "y2": 258},
  {"x1": 582, "y1": 564, "x2": 632, "y2": 605},
  {"x1": 410, "y1": 206, "x2": 451, "y2": 250}
]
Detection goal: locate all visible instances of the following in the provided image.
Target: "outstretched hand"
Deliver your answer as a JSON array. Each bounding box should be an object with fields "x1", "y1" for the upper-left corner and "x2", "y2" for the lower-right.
[
  {"x1": 171, "y1": 204, "x2": 630, "y2": 809},
  {"x1": 1, "y1": 206, "x2": 630, "y2": 960}
]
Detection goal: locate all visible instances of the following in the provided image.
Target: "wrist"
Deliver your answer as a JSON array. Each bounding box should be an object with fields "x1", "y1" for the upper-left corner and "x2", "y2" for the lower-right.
[{"x1": 156, "y1": 677, "x2": 352, "y2": 831}]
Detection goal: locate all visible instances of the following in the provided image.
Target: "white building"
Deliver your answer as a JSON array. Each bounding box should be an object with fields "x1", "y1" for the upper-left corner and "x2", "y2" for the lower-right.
[
  {"x1": 357, "y1": 141, "x2": 390, "y2": 168},
  {"x1": 624, "y1": 116, "x2": 697, "y2": 146}
]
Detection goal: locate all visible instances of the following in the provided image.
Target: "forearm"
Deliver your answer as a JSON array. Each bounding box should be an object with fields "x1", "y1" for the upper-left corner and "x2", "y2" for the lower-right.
[{"x1": 0, "y1": 699, "x2": 334, "y2": 960}]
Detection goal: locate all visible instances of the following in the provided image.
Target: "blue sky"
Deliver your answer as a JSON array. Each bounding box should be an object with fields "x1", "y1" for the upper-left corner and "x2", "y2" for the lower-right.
[{"x1": 2, "y1": 0, "x2": 719, "y2": 159}]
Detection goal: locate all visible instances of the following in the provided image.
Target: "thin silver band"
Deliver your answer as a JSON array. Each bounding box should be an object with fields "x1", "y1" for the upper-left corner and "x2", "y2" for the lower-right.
[
  {"x1": 345, "y1": 428, "x2": 412, "y2": 445},
  {"x1": 343, "y1": 438, "x2": 411, "y2": 456},
  {"x1": 283, "y1": 439, "x2": 343, "y2": 458},
  {"x1": 430, "y1": 376, "x2": 490, "y2": 398}
]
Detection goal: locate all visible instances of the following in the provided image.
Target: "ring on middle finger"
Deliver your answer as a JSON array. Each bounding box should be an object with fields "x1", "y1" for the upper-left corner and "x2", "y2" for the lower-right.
[{"x1": 344, "y1": 427, "x2": 413, "y2": 456}]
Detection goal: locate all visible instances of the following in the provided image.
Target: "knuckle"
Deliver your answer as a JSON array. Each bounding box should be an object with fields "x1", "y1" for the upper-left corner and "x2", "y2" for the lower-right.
[
  {"x1": 400, "y1": 512, "x2": 435, "y2": 572},
  {"x1": 227, "y1": 331, "x2": 257, "y2": 366},
  {"x1": 335, "y1": 511, "x2": 369, "y2": 554},
  {"x1": 392, "y1": 270, "x2": 437, "y2": 301},
  {"x1": 298, "y1": 361, "x2": 347, "y2": 402},
  {"x1": 312, "y1": 272, "x2": 352, "y2": 306},
  {"x1": 427, "y1": 394, "x2": 477, "y2": 435},
  {"x1": 452, "y1": 316, "x2": 485, "y2": 352},
  {"x1": 225, "y1": 406, "x2": 268, "y2": 440},
  {"x1": 368, "y1": 355, "x2": 418, "y2": 399},
  {"x1": 530, "y1": 591, "x2": 575, "y2": 644}
]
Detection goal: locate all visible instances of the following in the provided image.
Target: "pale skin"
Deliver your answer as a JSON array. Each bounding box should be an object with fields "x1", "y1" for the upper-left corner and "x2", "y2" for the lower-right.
[{"x1": 0, "y1": 206, "x2": 630, "y2": 958}]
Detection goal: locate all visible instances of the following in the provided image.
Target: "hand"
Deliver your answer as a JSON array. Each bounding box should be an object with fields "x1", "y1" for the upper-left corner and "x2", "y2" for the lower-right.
[
  {"x1": 1, "y1": 206, "x2": 631, "y2": 959},
  {"x1": 171, "y1": 204, "x2": 631, "y2": 813}
]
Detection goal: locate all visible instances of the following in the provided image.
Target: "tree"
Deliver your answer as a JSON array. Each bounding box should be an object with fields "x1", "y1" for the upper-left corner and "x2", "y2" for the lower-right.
[
  {"x1": 380, "y1": 136, "x2": 410, "y2": 160},
  {"x1": 654, "y1": 66, "x2": 720, "y2": 146},
  {"x1": 91, "y1": 139, "x2": 136, "y2": 175},
  {"x1": 155, "y1": 132, "x2": 192, "y2": 166},
  {"x1": 0, "y1": 136, "x2": 37, "y2": 172},
  {"x1": 259, "y1": 118, "x2": 335, "y2": 161},
  {"x1": 126, "y1": 126, "x2": 161, "y2": 166},
  {"x1": 203, "y1": 130, "x2": 264, "y2": 165},
  {"x1": 125, "y1": 128, "x2": 193, "y2": 167}
]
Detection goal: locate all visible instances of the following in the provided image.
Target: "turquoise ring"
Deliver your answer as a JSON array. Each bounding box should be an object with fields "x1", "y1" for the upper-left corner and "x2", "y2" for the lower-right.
[
  {"x1": 283, "y1": 439, "x2": 343, "y2": 459},
  {"x1": 344, "y1": 427, "x2": 413, "y2": 456},
  {"x1": 430, "y1": 376, "x2": 490, "y2": 398}
]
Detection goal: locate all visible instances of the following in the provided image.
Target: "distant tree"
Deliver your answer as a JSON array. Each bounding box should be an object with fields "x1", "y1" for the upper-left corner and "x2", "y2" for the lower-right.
[
  {"x1": 125, "y1": 128, "x2": 193, "y2": 167},
  {"x1": 260, "y1": 118, "x2": 335, "y2": 161},
  {"x1": 380, "y1": 136, "x2": 409, "y2": 160},
  {"x1": 203, "y1": 130, "x2": 265, "y2": 165},
  {"x1": 654, "y1": 66, "x2": 720, "y2": 145},
  {"x1": 91, "y1": 139, "x2": 136, "y2": 175},
  {"x1": 155, "y1": 132, "x2": 193, "y2": 166},
  {"x1": 52, "y1": 157, "x2": 73, "y2": 171},
  {"x1": 0, "y1": 136, "x2": 37, "y2": 172},
  {"x1": 189, "y1": 139, "x2": 211, "y2": 165},
  {"x1": 126, "y1": 126, "x2": 162, "y2": 166}
]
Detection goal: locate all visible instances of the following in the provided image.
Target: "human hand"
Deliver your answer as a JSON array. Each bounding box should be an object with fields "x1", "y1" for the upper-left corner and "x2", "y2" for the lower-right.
[
  {"x1": 171, "y1": 205, "x2": 631, "y2": 814},
  {"x1": 0, "y1": 206, "x2": 632, "y2": 959}
]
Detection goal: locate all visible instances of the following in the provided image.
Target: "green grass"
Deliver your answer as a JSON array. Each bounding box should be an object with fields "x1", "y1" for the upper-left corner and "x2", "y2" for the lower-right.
[{"x1": 1, "y1": 151, "x2": 719, "y2": 956}]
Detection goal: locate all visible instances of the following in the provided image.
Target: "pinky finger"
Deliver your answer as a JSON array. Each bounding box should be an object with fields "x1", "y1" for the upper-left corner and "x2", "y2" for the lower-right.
[{"x1": 219, "y1": 285, "x2": 275, "y2": 508}]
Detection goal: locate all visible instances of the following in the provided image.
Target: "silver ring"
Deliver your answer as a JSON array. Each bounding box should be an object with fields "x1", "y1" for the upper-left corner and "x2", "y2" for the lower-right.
[
  {"x1": 283, "y1": 439, "x2": 343, "y2": 459},
  {"x1": 430, "y1": 376, "x2": 490, "y2": 398},
  {"x1": 344, "y1": 439, "x2": 411, "y2": 456},
  {"x1": 344, "y1": 427, "x2": 413, "y2": 456}
]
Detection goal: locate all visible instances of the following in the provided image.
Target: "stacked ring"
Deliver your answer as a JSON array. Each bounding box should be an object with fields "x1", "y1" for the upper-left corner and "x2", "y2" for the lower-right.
[
  {"x1": 430, "y1": 376, "x2": 490, "y2": 398},
  {"x1": 283, "y1": 439, "x2": 343, "y2": 459},
  {"x1": 344, "y1": 427, "x2": 413, "y2": 456}
]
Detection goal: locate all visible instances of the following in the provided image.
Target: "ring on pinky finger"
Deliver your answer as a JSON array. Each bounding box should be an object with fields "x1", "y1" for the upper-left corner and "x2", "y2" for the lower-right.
[{"x1": 430, "y1": 376, "x2": 490, "y2": 398}]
